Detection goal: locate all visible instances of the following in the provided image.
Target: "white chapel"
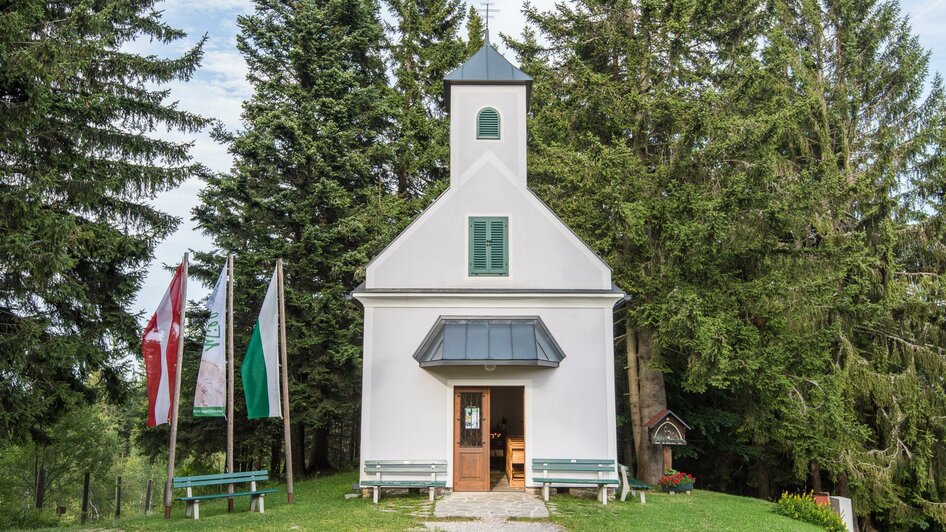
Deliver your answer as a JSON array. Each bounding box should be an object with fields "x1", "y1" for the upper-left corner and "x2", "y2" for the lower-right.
[{"x1": 353, "y1": 34, "x2": 624, "y2": 496}]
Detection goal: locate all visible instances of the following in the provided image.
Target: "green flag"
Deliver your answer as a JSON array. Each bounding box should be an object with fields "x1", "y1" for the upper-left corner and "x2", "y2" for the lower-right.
[{"x1": 241, "y1": 269, "x2": 281, "y2": 418}]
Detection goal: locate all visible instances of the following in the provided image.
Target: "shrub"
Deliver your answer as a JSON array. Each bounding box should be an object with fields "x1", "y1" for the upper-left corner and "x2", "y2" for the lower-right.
[
  {"x1": 0, "y1": 508, "x2": 62, "y2": 530},
  {"x1": 775, "y1": 492, "x2": 846, "y2": 532}
]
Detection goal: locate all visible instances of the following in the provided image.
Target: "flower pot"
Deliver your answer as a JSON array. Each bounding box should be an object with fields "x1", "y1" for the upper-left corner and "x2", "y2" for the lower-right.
[{"x1": 662, "y1": 483, "x2": 694, "y2": 493}]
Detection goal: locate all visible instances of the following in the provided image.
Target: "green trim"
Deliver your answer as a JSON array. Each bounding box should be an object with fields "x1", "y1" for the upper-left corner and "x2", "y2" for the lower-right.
[
  {"x1": 469, "y1": 217, "x2": 508, "y2": 276},
  {"x1": 192, "y1": 406, "x2": 225, "y2": 417},
  {"x1": 476, "y1": 108, "x2": 500, "y2": 139}
]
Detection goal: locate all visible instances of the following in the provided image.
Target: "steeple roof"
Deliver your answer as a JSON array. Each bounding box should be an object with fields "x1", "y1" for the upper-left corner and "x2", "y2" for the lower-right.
[{"x1": 444, "y1": 32, "x2": 532, "y2": 85}]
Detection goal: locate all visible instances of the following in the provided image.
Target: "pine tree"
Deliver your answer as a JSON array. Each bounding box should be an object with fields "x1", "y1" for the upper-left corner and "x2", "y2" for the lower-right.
[
  {"x1": 193, "y1": 0, "x2": 398, "y2": 475},
  {"x1": 384, "y1": 0, "x2": 468, "y2": 197},
  {"x1": 0, "y1": 0, "x2": 208, "y2": 443}
]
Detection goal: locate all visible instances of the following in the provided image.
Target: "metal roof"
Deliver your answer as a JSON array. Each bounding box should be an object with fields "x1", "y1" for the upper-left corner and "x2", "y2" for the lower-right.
[
  {"x1": 444, "y1": 32, "x2": 532, "y2": 85},
  {"x1": 413, "y1": 317, "x2": 565, "y2": 368}
]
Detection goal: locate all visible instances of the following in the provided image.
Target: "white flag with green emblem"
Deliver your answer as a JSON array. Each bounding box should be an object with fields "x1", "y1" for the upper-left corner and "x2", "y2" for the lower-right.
[
  {"x1": 242, "y1": 268, "x2": 281, "y2": 418},
  {"x1": 193, "y1": 263, "x2": 227, "y2": 417}
]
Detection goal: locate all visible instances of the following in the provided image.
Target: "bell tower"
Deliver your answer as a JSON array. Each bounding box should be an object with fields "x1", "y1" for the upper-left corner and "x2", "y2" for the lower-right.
[{"x1": 444, "y1": 33, "x2": 532, "y2": 190}]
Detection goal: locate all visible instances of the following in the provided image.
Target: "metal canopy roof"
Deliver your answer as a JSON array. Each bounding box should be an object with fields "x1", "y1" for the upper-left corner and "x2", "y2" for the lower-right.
[
  {"x1": 444, "y1": 32, "x2": 532, "y2": 85},
  {"x1": 413, "y1": 317, "x2": 565, "y2": 368}
]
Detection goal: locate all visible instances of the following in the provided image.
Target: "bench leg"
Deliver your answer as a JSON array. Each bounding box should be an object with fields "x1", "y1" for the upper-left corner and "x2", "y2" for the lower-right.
[
  {"x1": 598, "y1": 486, "x2": 607, "y2": 505},
  {"x1": 640, "y1": 491, "x2": 646, "y2": 504},
  {"x1": 193, "y1": 501, "x2": 200, "y2": 520},
  {"x1": 250, "y1": 495, "x2": 258, "y2": 512},
  {"x1": 259, "y1": 495, "x2": 265, "y2": 514},
  {"x1": 185, "y1": 501, "x2": 193, "y2": 518},
  {"x1": 373, "y1": 486, "x2": 380, "y2": 504},
  {"x1": 542, "y1": 483, "x2": 549, "y2": 502},
  {"x1": 429, "y1": 487, "x2": 435, "y2": 502}
]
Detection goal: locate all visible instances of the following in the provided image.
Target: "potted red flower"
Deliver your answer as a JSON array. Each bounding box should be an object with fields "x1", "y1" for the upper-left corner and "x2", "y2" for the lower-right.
[{"x1": 658, "y1": 469, "x2": 696, "y2": 493}]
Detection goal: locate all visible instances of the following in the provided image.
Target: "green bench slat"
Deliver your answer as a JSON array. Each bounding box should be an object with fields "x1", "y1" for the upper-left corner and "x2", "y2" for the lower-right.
[
  {"x1": 626, "y1": 479, "x2": 651, "y2": 489},
  {"x1": 361, "y1": 480, "x2": 447, "y2": 487},
  {"x1": 176, "y1": 488, "x2": 277, "y2": 502},
  {"x1": 174, "y1": 476, "x2": 269, "y2": 489},
  {"x1": 532, "y1": 465, "x2": 614, "y2": 472},
  {"x1": 174, "y1": 470, "x2": 268, "y2": 482},
  {"x1": 364, "y1": 460, "x2": 447, "y2": 475},
  {"x1": 534, "y1": 478, "x2": 620, "y2": 485},
  {"x1": 533, "y1": 459, "x2": 616, "y2": 464},
  {"x1": 173, "y1": 470, "x2": 269, "y2": 488},
  {"x1": 532, "y1": 460, "x2": 615, "y2": 469},
  {"x1": 365, "y1": 460, "x2": 448, "y2": 465},
  {"x1": 364, "y1": 468, "x2": 447, "y2": 474}
]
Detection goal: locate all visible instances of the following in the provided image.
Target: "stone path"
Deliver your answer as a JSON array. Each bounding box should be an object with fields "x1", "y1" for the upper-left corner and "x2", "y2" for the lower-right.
[
  {"x1": 434, "y1": 491, "x2": 550, "y2": 519},
  {"x1": 423, "y1": 518, "x2": 563, "y2": 532}
]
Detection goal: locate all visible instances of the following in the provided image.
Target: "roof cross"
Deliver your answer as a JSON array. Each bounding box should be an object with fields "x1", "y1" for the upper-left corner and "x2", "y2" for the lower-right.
[{"x1": 477, "y1": 2, "x2": 497, "y2": 43}]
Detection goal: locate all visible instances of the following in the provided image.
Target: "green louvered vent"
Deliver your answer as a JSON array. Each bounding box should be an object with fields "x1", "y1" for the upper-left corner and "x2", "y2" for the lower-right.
[
  {"x1": 469, "y1": 217, "x2": 508, "y2": 276},
  {"x1": 476, "y1": 108, "x2": 500, "y2": 139}
]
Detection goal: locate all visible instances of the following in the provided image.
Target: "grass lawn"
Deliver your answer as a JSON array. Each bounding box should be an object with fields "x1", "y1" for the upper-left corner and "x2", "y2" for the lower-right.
[
  {"x1": 66, "y1": 471, "x2": 819, "y2": 531},
  {"x1": 548, "y1": 490, "x2": 821, "y2": 531}
]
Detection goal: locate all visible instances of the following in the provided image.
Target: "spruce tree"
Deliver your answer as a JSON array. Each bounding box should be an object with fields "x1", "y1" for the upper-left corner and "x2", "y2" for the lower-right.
[
  {"x1": 517, "y1": 0, "x2": 946, "y2": 526},
  {"x1": 384, "y1": 0, "x2": 468, "y2": 197},
  {"x1": 761, "y1": 1, "x2": 946, "y2": 527},
  {"x1": 0, "y1": 0, "x2": 208, "y2": 443},
  {"x1": 194, "y1": 0, "x2": 397, "y2": 475},
  {"x1": 465, "y1": 5, "x2": 484, "y2": 55}
]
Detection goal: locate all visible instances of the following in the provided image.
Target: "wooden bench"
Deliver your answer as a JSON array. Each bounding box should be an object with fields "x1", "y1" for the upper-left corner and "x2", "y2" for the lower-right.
[
  {"x1": 173, "y1": 470, "x2": 277, "y2": 519},
  {"x1": 362, "y1": 460, "x2": 447, "y2": 503},
  {"x1": 532, "y1": 458, "x2": 620, "y2": 505},
  {"x1": 618, "y1": 464, "x2": 651, "y2": 503}
]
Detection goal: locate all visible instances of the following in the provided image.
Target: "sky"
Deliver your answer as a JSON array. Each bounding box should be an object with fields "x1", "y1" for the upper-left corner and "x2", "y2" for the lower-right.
[{"x1": 131, "y1": 0, "x2": 946, "y2": 321}]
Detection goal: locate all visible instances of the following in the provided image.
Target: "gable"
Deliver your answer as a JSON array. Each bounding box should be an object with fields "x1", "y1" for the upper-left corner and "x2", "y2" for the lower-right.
[{"x1": 365, "y1": 154, "x2": 611, "y2": 291}]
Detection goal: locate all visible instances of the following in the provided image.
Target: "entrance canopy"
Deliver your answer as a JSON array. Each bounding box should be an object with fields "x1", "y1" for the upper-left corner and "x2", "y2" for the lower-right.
[{"x1": 413, "y1": 317, "x2": 565, "y2": 368}]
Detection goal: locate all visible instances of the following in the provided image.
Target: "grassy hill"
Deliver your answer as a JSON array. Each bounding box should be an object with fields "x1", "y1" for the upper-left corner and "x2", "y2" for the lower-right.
[{"x1": 70, "y1": 471, "x2": 819, "y2": 531}]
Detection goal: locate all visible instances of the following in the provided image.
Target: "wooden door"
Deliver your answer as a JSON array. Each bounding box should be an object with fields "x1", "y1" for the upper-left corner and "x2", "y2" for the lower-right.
[{"x1": 454, "y1": 387, "x2": 490, "y2": 491}]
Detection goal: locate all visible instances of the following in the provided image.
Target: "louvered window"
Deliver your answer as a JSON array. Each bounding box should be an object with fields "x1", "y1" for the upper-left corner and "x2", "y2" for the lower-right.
[
  {"x1": 469, "y1": 217, "x2": 508, "y2": 276},
  {"x1": 476, "y1": 108, "x2": 500, "y2": 139}
]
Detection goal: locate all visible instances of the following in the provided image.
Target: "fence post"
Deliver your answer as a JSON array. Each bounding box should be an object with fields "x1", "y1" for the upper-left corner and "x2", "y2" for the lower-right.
[
  {"x1": 144, "y1": 479, "x2": 153, "y2": 514},
  {"x1": 115, "y1": 476, "x2": 122, "y2": 518},
  {"x1": 35, "y1": 468, "x2": 46, "y2": 509},
  {"x1": 80, "y1": 472, "x2": 90, "y2": 524}
]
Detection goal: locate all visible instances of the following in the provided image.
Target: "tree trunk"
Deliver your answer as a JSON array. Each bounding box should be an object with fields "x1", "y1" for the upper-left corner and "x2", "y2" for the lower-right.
[
  {"x1": 270, "y1": 439, "x2": 281, "y2": 477},
  {"x1": 636, "y1": 328, "x2": 667, "y2": 485},
  {"x1": 349, "y1": 412, "x2": 358, "y2": 465},
  {"x1": 809, "y1": 460, "x2": 823, "y2": 493},
  {"x1": 835, "y1": 471, "x2": 850, "y2": 497},
  {"x1": 755, "y1": 462, "x2": 771, "y2": 500},
  {"x1": 292, "y1": 422, "x2": 306, "y2": 477},
  {"x1": 309, "y1": 425, "x2": 332, "y2": 472},
  {"x1": 626, "y1": 322, "x2": 642, "y2": 479}
]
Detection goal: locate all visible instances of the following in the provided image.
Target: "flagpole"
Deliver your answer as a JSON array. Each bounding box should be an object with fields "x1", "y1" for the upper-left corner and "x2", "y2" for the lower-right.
[
  {"x1": 164, "y1": 253, "x2": 188, "y2": 519},
  {"x1": 277, "y1": 258, "x2": 294, "y2": 504},
  {"x1": 226, "y1": 253, "x2": 235, "y2": 512}
]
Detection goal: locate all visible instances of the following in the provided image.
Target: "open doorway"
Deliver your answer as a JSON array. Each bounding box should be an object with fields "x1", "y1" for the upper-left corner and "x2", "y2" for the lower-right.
[{"x1": 488, "y1": 386, "x2": 525, "y2": 491}]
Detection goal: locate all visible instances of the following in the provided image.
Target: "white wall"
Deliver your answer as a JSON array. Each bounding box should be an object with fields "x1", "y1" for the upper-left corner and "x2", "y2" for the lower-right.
[
  {"x1": 450, "y1": 85, "x2": 528, "y2": 189},
  {"x1": 366, "y1": 167, "x2": 611, "y2": 291},
  {"x1": 358, "y1": 299, "x2": 620, "y2": 487}
]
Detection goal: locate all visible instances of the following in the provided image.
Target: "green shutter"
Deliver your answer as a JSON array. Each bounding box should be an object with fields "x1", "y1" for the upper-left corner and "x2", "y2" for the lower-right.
[
  {"x1": 469, "y1": 217, "x2": 508, "y2": 276},
  {"x1": 469, "y1": 218, "x2": 489, "y2": 274},
  {"x1": 476, "y1": 108, "x2": 500, "y2": 139}
]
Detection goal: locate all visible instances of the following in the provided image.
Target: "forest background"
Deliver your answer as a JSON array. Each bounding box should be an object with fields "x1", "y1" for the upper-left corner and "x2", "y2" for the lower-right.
[{"x1": 1, "y1": 0, "x2": 944, "y2": 530}]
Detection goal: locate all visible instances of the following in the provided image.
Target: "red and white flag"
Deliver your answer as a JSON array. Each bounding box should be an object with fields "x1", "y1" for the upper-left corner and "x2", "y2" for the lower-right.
[{"x1": 143, "y1": 261, "x2": 186, "y2": 427}]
